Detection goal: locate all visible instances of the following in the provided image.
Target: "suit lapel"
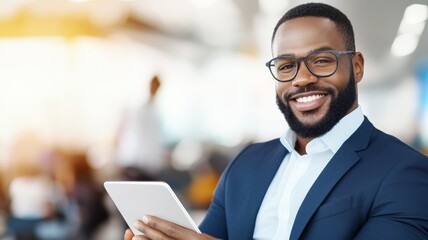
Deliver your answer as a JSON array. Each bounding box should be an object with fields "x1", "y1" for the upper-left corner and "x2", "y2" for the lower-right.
[{"x1": 290, "y1": 118, "x2": 373, "y2": 240}]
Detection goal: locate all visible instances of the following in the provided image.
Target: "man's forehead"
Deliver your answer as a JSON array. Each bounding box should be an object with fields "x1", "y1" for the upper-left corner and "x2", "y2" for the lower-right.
[{"x1": 272, "y1": 16, "x2": 344, "y2": 56}]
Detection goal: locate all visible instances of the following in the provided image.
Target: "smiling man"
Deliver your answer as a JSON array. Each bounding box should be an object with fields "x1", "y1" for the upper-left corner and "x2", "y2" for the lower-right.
[
  {"x1": 272, "y1": 14, "x2": 362, "y2": 154},
  {"x1": 125, "y1": 3, "x2": 428, "y2": 240}
]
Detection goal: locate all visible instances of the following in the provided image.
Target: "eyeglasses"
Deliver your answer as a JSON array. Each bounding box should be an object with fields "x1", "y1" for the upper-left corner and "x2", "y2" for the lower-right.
[{"x1": 265, "y1": 50, "x2": 355, "y2": 82}]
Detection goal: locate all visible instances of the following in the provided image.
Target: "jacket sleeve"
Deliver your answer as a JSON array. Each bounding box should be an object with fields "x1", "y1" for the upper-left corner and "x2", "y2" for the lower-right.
[{"x1": 198, "y1": 165, "x2": 229, "y2": 239}]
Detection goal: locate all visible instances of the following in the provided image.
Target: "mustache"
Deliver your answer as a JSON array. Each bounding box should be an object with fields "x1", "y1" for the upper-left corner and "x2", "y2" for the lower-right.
[{"x1": 284, "y1": 85, "x2": 335, "y2": 100}]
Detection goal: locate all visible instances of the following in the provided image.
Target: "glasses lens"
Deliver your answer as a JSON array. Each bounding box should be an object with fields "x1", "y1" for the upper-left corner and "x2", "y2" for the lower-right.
[
  {"x1": 270, "y1": 57, "x2": 297, "y2": 81},
  {"x1": 306, "y1": 52, "x2": 338, "y2": 77}
]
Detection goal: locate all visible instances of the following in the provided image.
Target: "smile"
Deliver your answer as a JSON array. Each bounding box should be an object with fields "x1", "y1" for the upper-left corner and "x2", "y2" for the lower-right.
[
  {"x1": 289, "y1": 92, "x2": 329, "y2": 112},
  {"x1": 295, "y1": 94, "x2": 325, "y2": 103}
]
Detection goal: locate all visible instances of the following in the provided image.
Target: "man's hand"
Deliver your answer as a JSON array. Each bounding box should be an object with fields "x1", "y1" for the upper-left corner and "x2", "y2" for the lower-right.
[{"x1": 123, "y1": 215, "x2": 219, "y2": 240}]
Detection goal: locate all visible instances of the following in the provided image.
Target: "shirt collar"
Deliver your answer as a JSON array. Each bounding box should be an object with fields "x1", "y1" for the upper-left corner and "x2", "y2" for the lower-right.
[{"x1": 280, "y1": 106, "x2": 364, "y2": 154}]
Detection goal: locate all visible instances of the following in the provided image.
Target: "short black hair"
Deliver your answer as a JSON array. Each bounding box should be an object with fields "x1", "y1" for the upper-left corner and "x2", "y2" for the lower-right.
[{"x1": 271, "y1": 2, "x2": 355, "y2": 52}]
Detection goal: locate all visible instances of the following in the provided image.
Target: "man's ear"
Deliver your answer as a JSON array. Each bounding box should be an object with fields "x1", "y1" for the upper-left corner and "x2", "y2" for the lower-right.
[{"x1": 353, "y1": 52, "x2": 364, "y2": 83}]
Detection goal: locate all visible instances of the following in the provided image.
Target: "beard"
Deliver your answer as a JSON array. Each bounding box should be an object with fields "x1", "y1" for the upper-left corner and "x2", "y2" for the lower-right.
[{"x1": 276, "y1": 71, "x2": 356, "y2": 138}]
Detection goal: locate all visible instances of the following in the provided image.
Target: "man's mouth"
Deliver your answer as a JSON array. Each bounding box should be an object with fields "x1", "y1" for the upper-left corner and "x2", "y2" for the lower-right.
[
  {"x1": 289, "y1": 92, "x2": 329, "y2": 112},
  {"x1": 295, "y1": 94, "x2": 325, "y2": 103}
]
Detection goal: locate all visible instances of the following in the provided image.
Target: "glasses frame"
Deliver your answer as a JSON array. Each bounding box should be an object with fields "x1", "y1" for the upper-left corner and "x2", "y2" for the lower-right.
[{"x1": 265, "y1": 50, "x2": 355, "y2": 82}]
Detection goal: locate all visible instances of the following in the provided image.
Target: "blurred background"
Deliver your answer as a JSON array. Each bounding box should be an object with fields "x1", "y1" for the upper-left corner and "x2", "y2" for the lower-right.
[{"x1": 0, "y1": 0, "x2": 427, "y2": 239}]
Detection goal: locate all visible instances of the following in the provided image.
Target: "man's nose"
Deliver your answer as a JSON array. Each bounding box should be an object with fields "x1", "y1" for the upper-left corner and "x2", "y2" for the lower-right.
[{"x1": 291, "y1": 62, "x2": 319, "y2": 87}]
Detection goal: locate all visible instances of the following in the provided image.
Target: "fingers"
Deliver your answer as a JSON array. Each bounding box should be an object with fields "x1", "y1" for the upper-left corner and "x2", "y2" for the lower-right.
[
  {"x1": 124, "y1": 229, "x2": 134, "y2": 240},
  {"x1": 133, "y1": 215, "x2": 218, "y2": 240},
  {"x1": 145, "y1": 215, "x2": 183, "y2": 238},
  {"x1": 132, "y1": 236, "x2": 151, "y2": 240},
  {"x1": 124, "y1": 228, "x2": 150, "y2": 240},
  {"x1": 134, "y1": 215, "x2": 194, "y2": 240}
]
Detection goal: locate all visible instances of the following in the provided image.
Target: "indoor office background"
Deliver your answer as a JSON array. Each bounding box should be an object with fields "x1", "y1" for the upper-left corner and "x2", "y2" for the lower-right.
[{"x1": 0, "y1": 0, "x2": 427, "y2": 239}]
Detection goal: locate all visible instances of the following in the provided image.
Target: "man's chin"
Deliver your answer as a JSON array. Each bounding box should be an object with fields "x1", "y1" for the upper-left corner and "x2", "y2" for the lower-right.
[
  {"x1": 285, "y1": 111, "x2": 331, "y2": 138},
  {"x1": 294, "y1": 121, "x2": 324, "y2": 133},
  {"x1": 294, "y1": 111, "x2": 326, "y2": 126}
]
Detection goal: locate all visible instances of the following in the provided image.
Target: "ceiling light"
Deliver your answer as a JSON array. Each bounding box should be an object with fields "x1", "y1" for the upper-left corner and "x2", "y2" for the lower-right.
[
  {"x1": 403, "y1": 4, "x2": 428, "y2": 25},
  {"x1": 391, "y1": 4, "x2": 427, "y2": 57},
  {"x1": 398, "y1": 20, "x2": 426, "y2": 35},
  {"x1": 391, "y1": 34, "x2": 419, "y2": 57}
]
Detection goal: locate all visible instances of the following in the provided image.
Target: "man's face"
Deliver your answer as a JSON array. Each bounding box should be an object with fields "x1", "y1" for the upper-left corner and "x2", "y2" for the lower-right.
[
  {"x1": 272, "y1": 16, "x2": 363, "y2": 138},
  {"x1": 276, "y1": 70, "x2": 356, "y2": 138}
]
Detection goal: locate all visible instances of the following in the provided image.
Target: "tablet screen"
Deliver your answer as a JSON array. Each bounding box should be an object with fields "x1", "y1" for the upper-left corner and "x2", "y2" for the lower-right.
[{"x1": 104, "y1": 181, "x2": 201, "y2": 235}]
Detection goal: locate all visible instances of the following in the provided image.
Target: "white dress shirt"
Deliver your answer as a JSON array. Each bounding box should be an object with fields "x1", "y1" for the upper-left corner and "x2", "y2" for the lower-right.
[{"x1": 253, "y1": 106, "x2": 364, "y2": 240}]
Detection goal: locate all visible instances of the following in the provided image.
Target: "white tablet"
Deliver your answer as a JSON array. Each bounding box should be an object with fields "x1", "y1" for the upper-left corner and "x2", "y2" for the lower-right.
[{"x1": 104, "y1": 181, "x2": 201, "y2": 235}]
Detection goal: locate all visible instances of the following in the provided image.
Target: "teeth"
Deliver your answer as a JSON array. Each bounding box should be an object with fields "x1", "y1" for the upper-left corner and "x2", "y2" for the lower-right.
[{"x1": 296, "y1": 95, "x2": 324, "y2": 103}]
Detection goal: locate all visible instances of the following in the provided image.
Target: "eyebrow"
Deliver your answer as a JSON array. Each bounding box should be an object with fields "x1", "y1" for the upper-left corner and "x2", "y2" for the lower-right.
[{"x1": 275, "y1": 46, "x2": 335, "y2": 58}]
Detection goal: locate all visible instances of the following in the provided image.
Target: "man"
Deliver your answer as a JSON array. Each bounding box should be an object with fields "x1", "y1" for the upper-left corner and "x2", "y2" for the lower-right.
[
  {"x1": 125, "y1": 3, "x2": 428, "y2": 240},
  {"x1": 115, "y1": 75, "x2": 166, "y2": 181}
]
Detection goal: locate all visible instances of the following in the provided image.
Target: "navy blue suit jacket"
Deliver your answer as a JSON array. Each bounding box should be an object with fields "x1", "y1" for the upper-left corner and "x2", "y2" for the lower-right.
[{"x1": 199, "y1": 118, "x2": 428, "y2": 239}]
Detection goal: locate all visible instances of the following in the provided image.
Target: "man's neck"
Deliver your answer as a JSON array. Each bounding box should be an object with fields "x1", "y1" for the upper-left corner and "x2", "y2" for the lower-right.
[
  {"x1": 292, "y1": 105, "x2": 361, "y2": 155},
  {"x1": 295, "y1": 136, "x2": 313, "y2": 155}
]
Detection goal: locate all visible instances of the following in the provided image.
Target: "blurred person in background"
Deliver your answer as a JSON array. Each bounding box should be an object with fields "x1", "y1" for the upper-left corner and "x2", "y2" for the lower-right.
[
  {"x1": 125, "y1": 3, "x2": 428, "y2": 240},
  {"x1": 115, "y1": 75, "x2": 166, "y2": 181},
  {"x1": 4, "y1": 134, "x2": 68, "y2": 240},
  {"x1": 53, "y1": 150, "x2": 109, "y2": 240}
]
